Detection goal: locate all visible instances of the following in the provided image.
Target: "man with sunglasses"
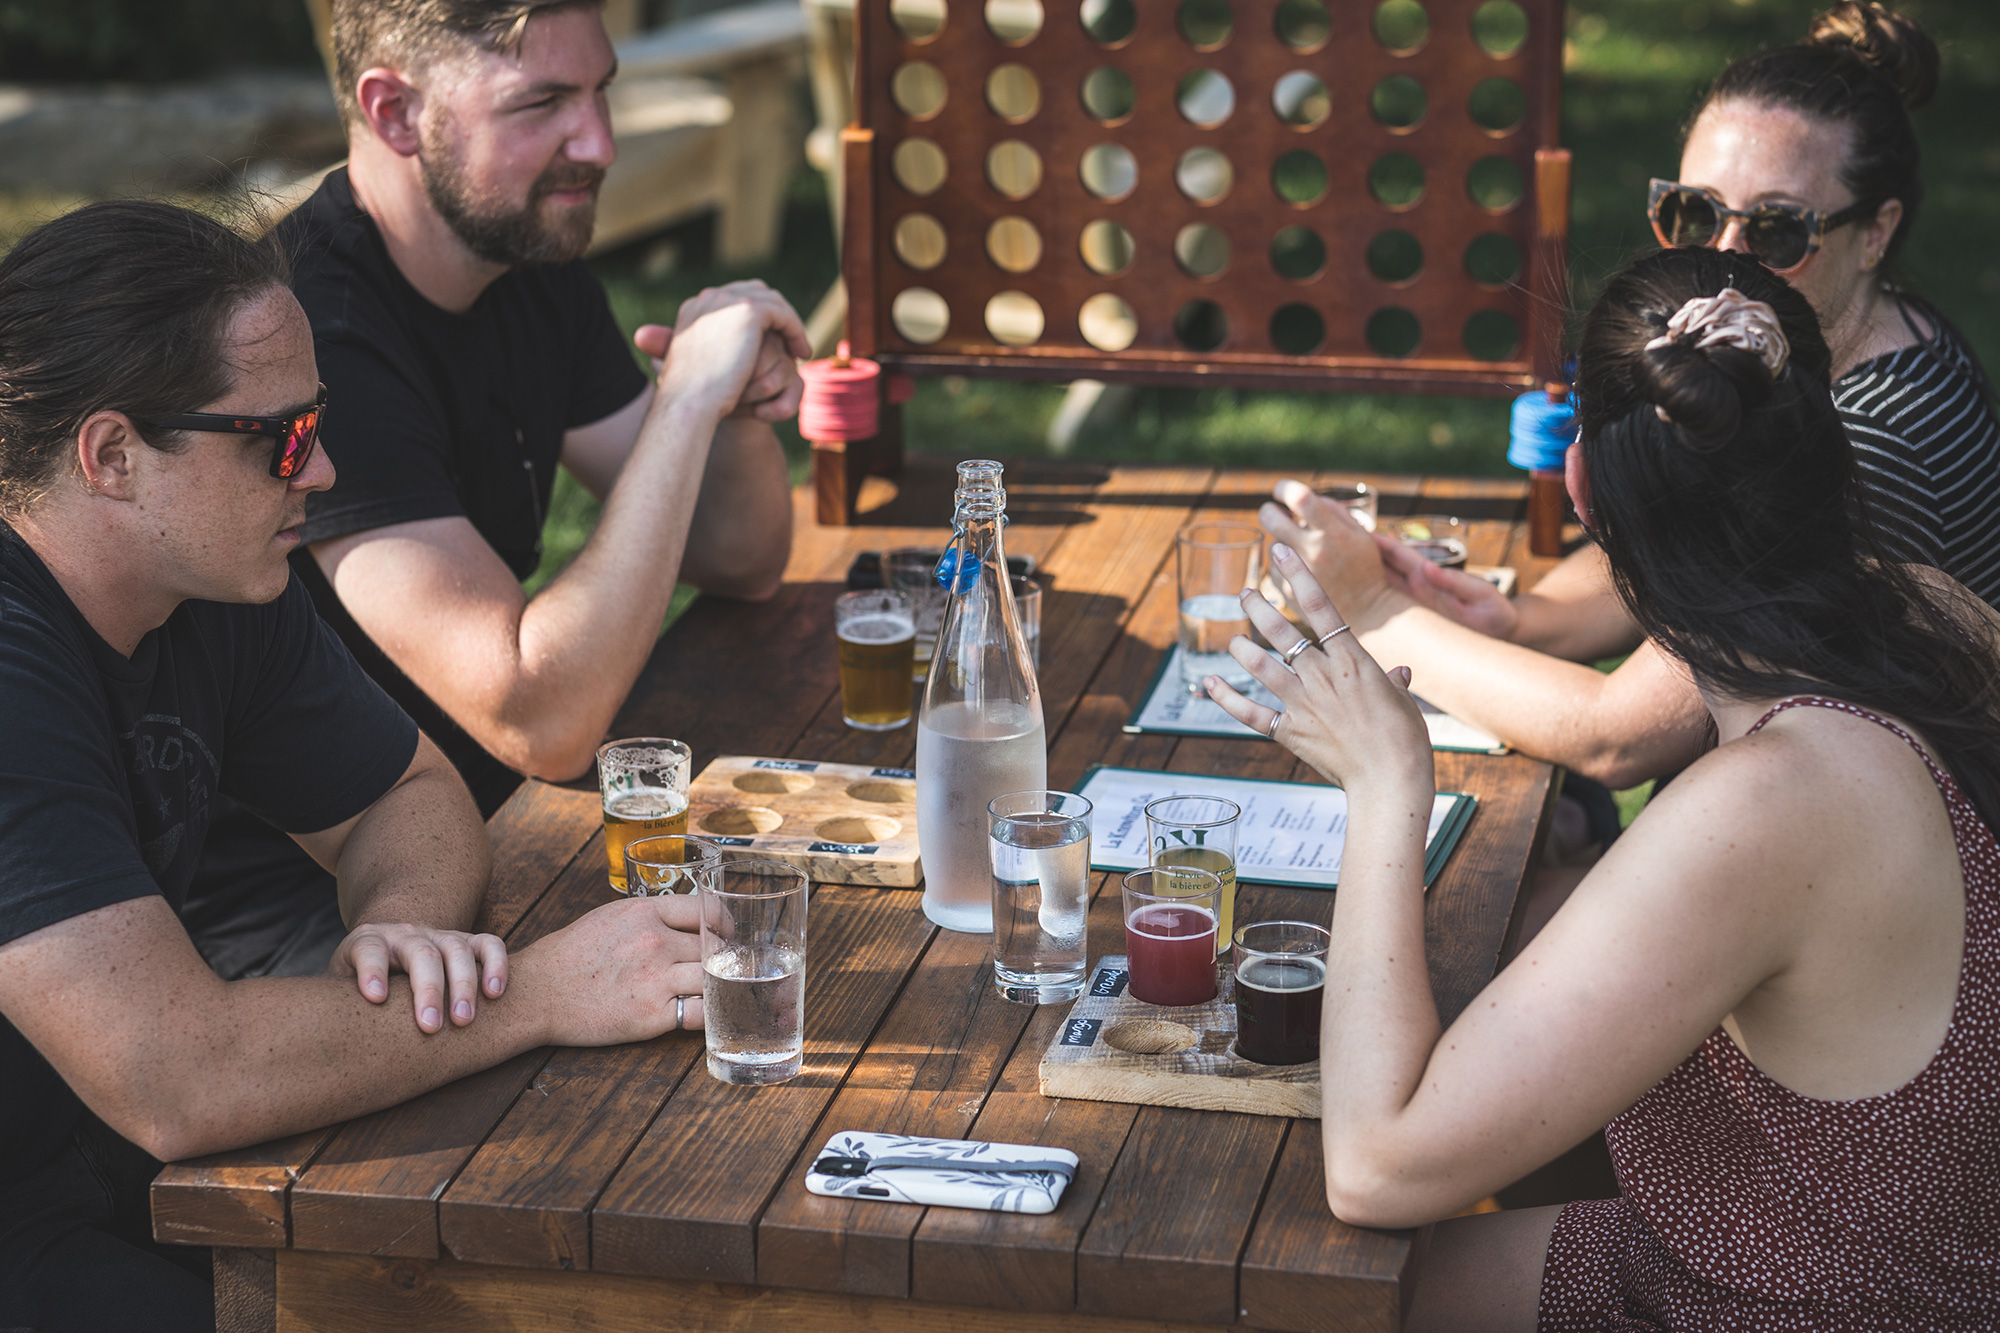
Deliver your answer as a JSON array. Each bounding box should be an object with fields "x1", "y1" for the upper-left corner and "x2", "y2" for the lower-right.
[{"x1": 186, "y1": 0, "x2": 809, "y2": 981}]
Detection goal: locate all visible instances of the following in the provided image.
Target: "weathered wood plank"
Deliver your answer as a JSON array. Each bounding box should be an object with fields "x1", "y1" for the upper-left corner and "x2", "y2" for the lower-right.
[
  {"x1": 1236, "y1": 1128, "x2": 1409, "y2": 1333},
  {"x1": 151, "y1": 1129, "x2": 335, "y2": 1248},
  {"x1": 477, "y1": 779, "x2": 603, "y2": 938}
]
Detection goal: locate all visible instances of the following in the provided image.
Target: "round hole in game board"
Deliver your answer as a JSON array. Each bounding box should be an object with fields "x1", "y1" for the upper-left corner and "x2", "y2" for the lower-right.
[
  {"x1": 986, "y1": 290, "x2": 1046, "y2": 345},
  {"x1": 986, "y1": 139, "x2": 1043, "y2": 199},
  {"x1": 891, "y1": 287, "x2": 950, "y2": 344},
  {"x1": 1469, "y1": 77, "x2": 1525, "y2": 134},
  {"x1": 1369, "y1": 152, "x2": 1425, "y2": 209},
  {"x1": 890, "y1": 0, "x2": 946, "y2": 41},
  {"x1": 1366, "y1": 305, "x2": 1422, "y2": 358},
  {"x1": 1272, "y1": 149, "x2": 1328, "y2": 206},
  {"x1": 1273, "y1": 70, "x2": 1329, "y2": 129},
  {"x1": 1467, "y1": 154, "x2": 1525, "y2": 211},
  {"x1": 987, "y1": 216, "x2": 1044, "y2": 273},
  {"x1": 1464, "y1": 309, "x2": 1521, "y2": 361},
  {"x1": 1177, "y1": 0, "x2": 1233, "y2": 50},
  {"x1": 1174, "y1": 223, "x2": 1230, "y2": 279},
  {"x1": 1080, "y1": 66, "x2": 1136, "y2": 123},
  {"x1": 1079, "y1": 219, "x2": 1137, "y2": 275},
  {"x1": 891, "y1": 61, "x2": 947, "y2": 119},
  {"x1": 1274, "y1": 0, "x2": 1331, "y2": 51},
  {"x1": 1079, "y1": 293, "x2": 1139, "y2": 351},
  {"x1": 1472, "y1": 0, "x2": 1529, "y2": 58},
  {"x1": 734, "y1": 771, "x2": 816, "y2": 796},
  {"x1": 1176, "y1": 69, "x2": 1235, "y2": 127},
  {"x1": 892, "y1": 213, "x2": 947, "y2": 270},
  {"x1": 1371, "y1": 74, "x2": 1427, "y2": 131},
  {"x1": 1465, "y1": 232, "x2": 1522, "y2": 286},
  {"x1": 892, "y1": 137, "x2": 948, "y2": 195},
  {"x1": 845, "y1": 780, "x2": 915, "y2": 804},
  {"x1": 1081, "y1": 0, "x2": 1137, "y2": 47},
  {"x1": 1102, "y1": 1019, "x2": 1198, "y2": 1054},
  {"x1": 1372, "y1": 0, "x2": 1429, "y2": 53},
  {"x1": 985, "y1": 0, "x2": 1044, "y2": 45},
  {"x1": 1365, "y1": 228, "x2": 1424, "y2": 284},
  {"x1": 1174, "y1": 299, "x2": 1228, "y2": 352},
  {"x1": 1079, "y1": 142, "x2": 1137, "y2": 200},
  {"x1": 1271, "y1": 225, "x2": 1326, "y2": 281},
  {"x1": 986, "y1": 63, "x2": 1041, "y2": 121},
  {"x1": 1175, "y1": 146, "x2": 1233, "y2": 204},
  {"x1": 815, "y1": 815, "x2": 903, "y2": 844},
  {"x1": 702, "y1": 806, "x2": 784, "y2": 836},
  {"x1": 1270, "y1": 303, "x2": 1326, "y2": 355}
]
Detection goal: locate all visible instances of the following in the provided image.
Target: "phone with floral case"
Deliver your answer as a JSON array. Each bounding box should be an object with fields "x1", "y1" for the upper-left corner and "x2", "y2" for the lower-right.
[{"x1": 804, "y1": 1131, "x2": 1078, "y2": 1214}]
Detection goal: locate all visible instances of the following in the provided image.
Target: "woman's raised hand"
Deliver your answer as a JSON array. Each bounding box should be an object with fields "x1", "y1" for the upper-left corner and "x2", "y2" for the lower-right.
[{"x1": 1203, "y1": 544, "x2": 1435, "y2": 799}]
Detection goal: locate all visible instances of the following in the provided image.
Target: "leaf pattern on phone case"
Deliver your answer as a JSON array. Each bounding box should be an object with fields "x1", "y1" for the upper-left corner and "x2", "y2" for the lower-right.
[{"x1": 808, "y1": 1132, "x2": 1076, "y2": 1213}]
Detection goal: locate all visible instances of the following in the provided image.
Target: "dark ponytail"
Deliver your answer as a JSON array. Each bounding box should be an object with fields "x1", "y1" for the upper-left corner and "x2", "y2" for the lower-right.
[
  {"x1": 1700, "y1": 2, "x2": 1937, "y2": 266},
  {"x1": 1577, "y1": 246, "x2": 2000, "y2": 831},
  {"x1": 0, "y1": 200, "x2": 289, "y2": 515}
]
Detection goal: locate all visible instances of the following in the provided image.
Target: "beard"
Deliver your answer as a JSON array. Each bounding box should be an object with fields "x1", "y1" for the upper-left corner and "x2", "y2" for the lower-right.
[{"x1": 418, "y1": 123, "x2": 605, "y2": 267}]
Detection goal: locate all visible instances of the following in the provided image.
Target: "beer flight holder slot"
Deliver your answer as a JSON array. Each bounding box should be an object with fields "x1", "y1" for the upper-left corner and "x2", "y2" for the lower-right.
[
  {"x1": 1039, "y1": 957, "x2": 1319, "y2": 1120},
  {"x1": 686, "y1": 755, "x2": 922, "y2": 887}
]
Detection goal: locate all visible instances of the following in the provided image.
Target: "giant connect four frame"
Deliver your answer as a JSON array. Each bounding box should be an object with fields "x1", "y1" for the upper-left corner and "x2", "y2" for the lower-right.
[{"x1": 841, "y1": 0, "x2": 1569, "y2": 395}]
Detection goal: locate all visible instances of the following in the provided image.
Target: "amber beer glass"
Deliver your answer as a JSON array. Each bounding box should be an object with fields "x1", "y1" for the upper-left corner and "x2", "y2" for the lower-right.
[
  {"x1": 835, "y1": 590, "x2": 916, "y2": 730},
  {"x1": 597, "y1": 738, "x2": 691, "y2": 894}
]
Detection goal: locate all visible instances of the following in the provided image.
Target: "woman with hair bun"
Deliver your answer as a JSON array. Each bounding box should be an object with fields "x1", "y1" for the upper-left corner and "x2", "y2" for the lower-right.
[
  {"x1": 1208, "y1": 245, "x2": 2000, "y2": 1330},
  {"x1": 1264, "y1": 1, "x2": 2000, "y2": 810}
]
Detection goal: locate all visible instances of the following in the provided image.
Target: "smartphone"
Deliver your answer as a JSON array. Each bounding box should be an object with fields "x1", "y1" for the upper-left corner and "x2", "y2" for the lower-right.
[{"x1": 803, "y1": 1130, "x2": 1078, "y2": 1213}]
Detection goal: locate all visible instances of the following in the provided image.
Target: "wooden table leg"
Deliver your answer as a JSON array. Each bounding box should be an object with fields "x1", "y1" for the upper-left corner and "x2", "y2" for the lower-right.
[{"x1": 215, "y1": 1246, "x2": 277, "y2": 1333}]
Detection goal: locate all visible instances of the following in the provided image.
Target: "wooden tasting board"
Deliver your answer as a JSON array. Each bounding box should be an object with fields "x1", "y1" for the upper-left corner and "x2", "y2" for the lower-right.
[
  {"x1": 685, "y1": 754, "x2": 922, "y2": 887},
  {"x1": 1040, "y1": 955, "x2": 1320, "y2": 1119}
]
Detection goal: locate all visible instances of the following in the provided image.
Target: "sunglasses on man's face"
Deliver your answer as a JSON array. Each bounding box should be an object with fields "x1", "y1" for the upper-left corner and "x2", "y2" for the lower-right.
[
  {"x1": 150, "y1": 384, "x2": 327, "y2": 479},
  {"x1": 1647, "y1": 179, "x2": 1876, "y2": 275}
]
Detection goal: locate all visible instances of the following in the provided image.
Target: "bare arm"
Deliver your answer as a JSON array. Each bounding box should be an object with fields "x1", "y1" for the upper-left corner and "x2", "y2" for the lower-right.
[
  {"x1": 1499, "y1": 544, "x2": 1643, "y2": 661},
  {"x1": 312, "y1": 286, "x2": 808, "y2": 782},
  {"x1": 1265, "y1": 487, "x2": 1707, "y2": 787},
  {"x1": 0, "y1": 890, "x2": 707, "y2": 1163}
]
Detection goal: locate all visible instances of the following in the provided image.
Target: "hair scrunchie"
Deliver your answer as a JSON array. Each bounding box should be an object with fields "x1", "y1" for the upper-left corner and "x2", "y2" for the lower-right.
[{"x1": 1644, "y1": 287, "x2": 1791, "y2": 379}]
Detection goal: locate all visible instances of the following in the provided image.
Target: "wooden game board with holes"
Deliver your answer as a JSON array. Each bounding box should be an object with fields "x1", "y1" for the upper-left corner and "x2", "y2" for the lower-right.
[
  {"x1": 685, "y1": 755, "x2": 923, "y2": 886},
  {"x1": 1040, "y1": 955, "x2": 1321, "y2": 1118},
  {"x1": 843, "y1": 0, "x2": 1568, "y2": 395}
]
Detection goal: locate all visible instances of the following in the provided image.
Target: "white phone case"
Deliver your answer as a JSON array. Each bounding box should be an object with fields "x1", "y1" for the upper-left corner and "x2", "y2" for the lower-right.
[{"x1": 804, "y1": 1131, "x2": 1079, "y2": 1214}]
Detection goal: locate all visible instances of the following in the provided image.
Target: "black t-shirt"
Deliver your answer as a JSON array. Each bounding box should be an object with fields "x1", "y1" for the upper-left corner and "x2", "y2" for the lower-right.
[
  {"x1": 274, "y1": 168, "x2": 647, "y2": 813},
  {"x1": 0, "y1": 526, "x2": 417, "y2": 1184}
]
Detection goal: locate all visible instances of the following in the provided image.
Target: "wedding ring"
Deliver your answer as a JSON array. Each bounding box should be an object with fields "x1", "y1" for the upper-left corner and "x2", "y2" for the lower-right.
[
  {"x1": 1318, "y1": 624, "x2": 1352, "y2": 647},
  {"x1": 1280, "y1": 637, "x2": 1314, "y2": 667},
  {"x1": 1266, "y1": 712, "x2": 1282, "y2": 739},
  {"x1": 674, "y1": 994, "x2": 686, "y2": 1031}
]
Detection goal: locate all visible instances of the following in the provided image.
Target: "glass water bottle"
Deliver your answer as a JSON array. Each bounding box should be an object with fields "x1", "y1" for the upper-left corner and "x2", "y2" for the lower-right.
[{"x1": 915, "y1": 460, "x2": 1048, "y2": 932}]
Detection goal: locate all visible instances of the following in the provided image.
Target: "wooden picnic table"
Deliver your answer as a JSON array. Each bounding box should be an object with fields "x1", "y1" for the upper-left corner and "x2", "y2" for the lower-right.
[{"x1": 154, "y1": 458, "x2": 1568, "y2": 1333}]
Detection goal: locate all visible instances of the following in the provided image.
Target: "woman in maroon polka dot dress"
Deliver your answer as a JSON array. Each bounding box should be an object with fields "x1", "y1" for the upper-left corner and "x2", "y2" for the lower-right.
[{"x1": 1206, "y1": 243, "x2": 2000, "y2": 1330}]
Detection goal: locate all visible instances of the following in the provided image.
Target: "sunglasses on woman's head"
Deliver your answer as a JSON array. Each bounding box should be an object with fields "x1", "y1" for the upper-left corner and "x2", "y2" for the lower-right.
[
  {"x1": 1647, "y1": 179, "x2": 1877, "y2": 275},
  {"x1": 150, "y1": 383, "x2": 327, "y2": 479}
]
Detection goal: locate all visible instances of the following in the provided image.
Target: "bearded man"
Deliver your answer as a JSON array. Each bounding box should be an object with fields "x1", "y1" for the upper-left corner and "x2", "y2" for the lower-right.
[{"x1": 184, "y1": 0, "x2": 808, "y2": 981}]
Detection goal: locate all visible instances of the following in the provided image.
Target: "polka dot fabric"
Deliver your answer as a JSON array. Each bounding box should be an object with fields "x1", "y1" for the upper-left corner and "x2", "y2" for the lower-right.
[{"x1": 1538, "y1": 697, "x2": 2000, "y2": 1331}]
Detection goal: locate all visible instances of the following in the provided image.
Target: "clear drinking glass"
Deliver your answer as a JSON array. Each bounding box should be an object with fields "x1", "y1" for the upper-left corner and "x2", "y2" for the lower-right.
[
  {"x1": 1011, "y1": 574, "x2": 1042, "y2": 673},
  {"x1": 1318, "y1": 482, "x2": 1378, "y2": 531},
  {"x1": 699, "y1": 859, "x2": 809, "y2": 1085},
  {"x1": 883, "y1": 547, "x2": 949, "y2": 682},
  {"x1": 1121, "y1": 865, "x2": 1222, "y2": 1007},
  {"x1": 988, "y1": 789, "x2": 1092, "y2": 1004},
  {"x1": 1232, "y1": 920, "x2": 1329, "y2": 1066},
  {"x1": 624, "y1": 833, "x2": 727, "y2": 896},
  {"x1": 835, "y1": 589, "x2": 916, "y2": 730},
  {"x1": 1387, "y1": 514, "x2": 1469, "y2": 569},
  {"x1": 598, "y1": 738, "x2": 691, "y2": 895},
  {"x1": 1176, "y1": 523, "x2": 1265, "y2": 692},
  {"x1": 1146, "y1": 795, "x2": 1241, "y2": 956}
]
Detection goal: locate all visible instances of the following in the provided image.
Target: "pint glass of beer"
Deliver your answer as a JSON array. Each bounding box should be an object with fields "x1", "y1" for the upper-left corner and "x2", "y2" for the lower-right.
[
  {"x1": 597, "y1": 737, "x2": 691, "y2": 894},
  {"x1": 835, "y1": 590, "x2": 916, "y2": 730}
]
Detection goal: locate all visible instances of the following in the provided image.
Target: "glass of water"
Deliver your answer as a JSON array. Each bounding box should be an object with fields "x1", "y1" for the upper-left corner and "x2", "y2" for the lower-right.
[
  {"x1": 988, "y1": 790, "x2": 1092, "y2": 1004},
  {"x1": 698, "y1": 860, "x2": 809, "y2": 1085},
  {"x1": 883, "y1": 547, "x2": 949, "y2": 683},
  {"x1": 1318, "y1": 482, "x2": 1378, "y2": 531},
  {"x1": 1176, "y1": 523, "x2": 1264, "y2": 692}
]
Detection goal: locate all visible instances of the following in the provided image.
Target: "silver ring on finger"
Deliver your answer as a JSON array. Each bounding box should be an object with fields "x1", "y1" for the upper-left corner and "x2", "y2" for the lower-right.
[
  {"x1": 1318, "y1": 624, "x2": 1352, "y2": 647},
  {"x1": 1266, "y1": 711, "x2": 1282, "y2": 740},
  {"x1": 674, "y1": 994, "x2": 687, "y2": 1032},
  {"x1": 1280, "y1": 636, "x2": 1315, "y2": 667}
]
